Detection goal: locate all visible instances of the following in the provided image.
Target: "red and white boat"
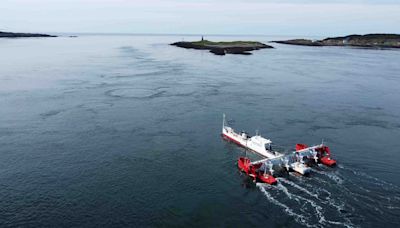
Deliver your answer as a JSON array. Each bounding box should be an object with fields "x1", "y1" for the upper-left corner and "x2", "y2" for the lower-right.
[
  {"x1": 222, "y1": 114, "x2": 311, "y2": 176},
  {"x1": 222, "y1": 114, "x2": 337, "y2": 179},
  {"x1": 238, "y1": 157, "x2": 277, "y2": 185},
  {"x1": 295, "y1": 143, "x2": 337, "y2": 167}
]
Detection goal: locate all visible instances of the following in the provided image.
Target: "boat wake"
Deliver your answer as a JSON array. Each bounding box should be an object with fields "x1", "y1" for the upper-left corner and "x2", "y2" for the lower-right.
[
  {"x1": 222, "y1": 115, "x2": 400, "y2": 226},
  {"x1": 257, "y1": 184, "x2": 312, "y2": 227},
  {"x1": 312, "y1": 169, "x2": 344, "y2": 185},
  {"x1": 257, "y1": 177, "x2": 355, "y2": 228},
  {"x1": 257, "y1": 163, "x2": 400, "y2": 227}
]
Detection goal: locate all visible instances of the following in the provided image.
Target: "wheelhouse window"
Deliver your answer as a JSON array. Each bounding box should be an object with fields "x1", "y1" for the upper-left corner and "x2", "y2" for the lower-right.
[{"x1": 265, "y1": 143, "x2": 272, "y2": 151}]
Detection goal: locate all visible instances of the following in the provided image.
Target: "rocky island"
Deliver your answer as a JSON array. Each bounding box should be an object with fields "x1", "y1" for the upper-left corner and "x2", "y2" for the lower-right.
[
  {"x1": 171, "y1": 39, "x2": 273, "y2": 55},
  {"x1": 273, "y1": 34, "x2": 400, "y2": 49},
  {"x1": 0, "y1": 31, "x2": 57, "y2": 38}
]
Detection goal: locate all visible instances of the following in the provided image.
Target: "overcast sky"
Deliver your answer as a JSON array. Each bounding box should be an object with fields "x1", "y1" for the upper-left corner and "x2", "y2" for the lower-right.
[{"x1": 1, "y1": 0, "x2": 399, "y2": 36}]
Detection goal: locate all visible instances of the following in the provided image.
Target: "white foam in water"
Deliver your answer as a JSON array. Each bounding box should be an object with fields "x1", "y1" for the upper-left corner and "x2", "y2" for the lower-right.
[
  {"x1": 260, "y1": 179, "x2": 356, "y2": 228},
  {"x1": 340, "y1": 165, "x2": 400, "y2": 191},
  {"x1": 257, "y1": 184, "x2": 316, "y2": 228},
  {"x1": 278, "y1": 178, "x2": 319, "y2": 199},
  {"x1": 313, "y1": 169, "x2": 344, "y2": 185},
  {"x1": 286, "y1": 173, "x2": 348, "y2": 213},
  {"x1": 316, "y1": 187, "x2": 331, "y2": 198},
  {"x1": 276, "y1": 183, "x2": 295, "y2": 201},
  {"x1": 273, "y1": 181, "x2": 327, "y2": 225},
  {"x1": 338, "y1": 172, "x2": 400, "y2": 213}
]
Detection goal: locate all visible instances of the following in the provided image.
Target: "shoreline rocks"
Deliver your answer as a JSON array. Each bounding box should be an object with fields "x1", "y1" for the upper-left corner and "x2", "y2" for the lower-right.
[
  {"x1": 171, "y1": 40, "x2": 273, "y2": 55},
  {"x1": 273, "y1": 34, "x2": 400, "y2": 49}
]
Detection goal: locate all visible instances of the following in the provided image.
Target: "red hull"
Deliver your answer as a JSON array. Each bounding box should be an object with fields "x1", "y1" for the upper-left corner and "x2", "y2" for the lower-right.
[
  {"x1": 258, "y1": 173, "x2": 277, "y2": 185},
  {"x1": 222, "y1": 133, "x2": 242, "y2": 146},
  {"x1": 238, "y1": 157, "x2": 251, "y2": 173},
  {"x1": 296, "y1": 144, "x2": 308, "y2": 151},
  {"x1": 238, "y1": 157, "x2": 276, "y2": 185},
  {"x1": 296, "y1": 144, "x2": 337, "y2": 167},
  {"x1": 320, "y1": 156, "x2": 336, "y2": 166}
]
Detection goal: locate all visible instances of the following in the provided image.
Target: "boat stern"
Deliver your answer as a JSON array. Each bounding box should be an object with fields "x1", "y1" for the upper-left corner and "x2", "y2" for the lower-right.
[
  {"x1": 292, "y1": 162, "x2": 312, "y2": 175},
  {"x1": 320, "y1": 156, "x2": 336, "y2": 166},
  {"x1": 259, "y1": 174, "x2": 277, "y2": 185}
]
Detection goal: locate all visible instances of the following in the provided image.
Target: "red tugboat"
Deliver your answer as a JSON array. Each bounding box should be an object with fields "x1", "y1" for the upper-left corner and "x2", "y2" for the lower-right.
[
  {"x1": 295, "y1": 143, "x2": 337, "y2": 167},
  {"x1": 238, "y1": 157, "x2": 277, "y2": 185}
]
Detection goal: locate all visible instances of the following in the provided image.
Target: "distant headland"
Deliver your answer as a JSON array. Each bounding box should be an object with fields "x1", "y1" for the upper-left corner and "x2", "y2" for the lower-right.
[
  {"x1": 171, "y1": 38, "x2": 273, "y2": 55},
  {"x1": 0, "y1": 31, "x2": 57, "y2": 38},
  {"x1": 273, "y1": 34, "x2": 400, "y2": 49}
]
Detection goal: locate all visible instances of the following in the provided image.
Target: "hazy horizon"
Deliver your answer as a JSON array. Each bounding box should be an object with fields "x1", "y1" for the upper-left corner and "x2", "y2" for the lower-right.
[{"x1": 1, "y1": 0, "x2": 400, "y2": 37}]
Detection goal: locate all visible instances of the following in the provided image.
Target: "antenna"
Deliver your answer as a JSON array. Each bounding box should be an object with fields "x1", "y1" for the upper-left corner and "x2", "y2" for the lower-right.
[{"x1": 245, "y1": 137, "x2": 248, "y2": 158}]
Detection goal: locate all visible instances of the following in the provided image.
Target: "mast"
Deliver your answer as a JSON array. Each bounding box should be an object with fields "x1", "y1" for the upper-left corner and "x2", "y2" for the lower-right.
[{"x1": 222, "y1": 113, "x2": 226, "y2": 129}]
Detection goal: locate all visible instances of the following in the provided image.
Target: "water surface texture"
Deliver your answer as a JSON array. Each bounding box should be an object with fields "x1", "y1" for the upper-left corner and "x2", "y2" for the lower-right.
[{"x1": 1, "y1": 35, "x2": 400, "y2": 227}]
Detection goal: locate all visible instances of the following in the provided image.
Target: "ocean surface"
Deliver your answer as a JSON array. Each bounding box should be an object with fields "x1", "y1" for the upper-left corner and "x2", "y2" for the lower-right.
[{"x1": 1, "y1": 35, "x2": 400, "y2": 227}]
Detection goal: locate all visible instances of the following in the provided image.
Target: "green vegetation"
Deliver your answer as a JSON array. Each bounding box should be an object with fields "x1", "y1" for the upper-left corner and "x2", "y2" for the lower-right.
[
  {"x1": 171, "y1": 39, "x2": 272, "y2": 55},
  {"x1": 190, "y1": 40, "x2": 264, "y2": 46},
  {"x1": 273, "y1": 34, "x2": 400, "y2": 48}
]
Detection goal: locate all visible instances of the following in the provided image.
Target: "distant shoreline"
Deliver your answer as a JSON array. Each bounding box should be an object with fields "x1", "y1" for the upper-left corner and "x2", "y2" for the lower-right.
[
  {"x1": 0, "y1": 31, "x2": 57, "y2": 38},
  {"x1": 272, "y1": 34, "x2": 400, "y2": 49}
]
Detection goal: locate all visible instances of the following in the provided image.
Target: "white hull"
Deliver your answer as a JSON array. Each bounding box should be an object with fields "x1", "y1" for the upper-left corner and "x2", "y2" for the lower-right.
[{"x1": 222, "y1": 126, "x2": 279, "y2": 159}]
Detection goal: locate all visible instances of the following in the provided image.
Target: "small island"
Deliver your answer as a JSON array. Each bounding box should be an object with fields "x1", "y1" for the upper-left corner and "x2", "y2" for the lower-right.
[
  {"x1": 0, "y1": 31, "x2": 57, "y2": 38},
  {"x1": 273, "y1": 34, "x2": 400, "y2": 49},
  {"x1": 171, "y1": 38, "x2": 273, "y2": 55}
]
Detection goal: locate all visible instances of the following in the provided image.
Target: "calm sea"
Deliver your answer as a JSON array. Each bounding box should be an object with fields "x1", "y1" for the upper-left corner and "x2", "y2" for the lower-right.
[{"x1": 1, "y1": 35, "x2": 400, "y2": 227}]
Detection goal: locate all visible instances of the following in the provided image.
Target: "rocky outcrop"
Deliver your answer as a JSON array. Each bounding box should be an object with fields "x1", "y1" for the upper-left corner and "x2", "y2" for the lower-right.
[
  {"x1": 273, "y1": 34, "x2": 400, "y2": 48},
  {"x1": 273, "y1": 39, "x2": 323, "y2": 46},
  {"x1": 0, "y1": 31, "x2": 57, "y2": 38},
  {"x1": 171, "y1": 40, "x2": 273, "y2": 55}
]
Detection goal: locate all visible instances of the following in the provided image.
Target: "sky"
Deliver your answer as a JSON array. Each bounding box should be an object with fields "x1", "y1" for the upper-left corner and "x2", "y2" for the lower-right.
[{"x1": 1, "y1": 0, "x2": 399, "y2": 36}]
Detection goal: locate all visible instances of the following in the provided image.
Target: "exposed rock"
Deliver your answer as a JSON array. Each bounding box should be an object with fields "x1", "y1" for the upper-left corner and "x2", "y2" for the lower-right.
[{"x1": 171, "y1": 39, "x2": 273, "y2": 55}]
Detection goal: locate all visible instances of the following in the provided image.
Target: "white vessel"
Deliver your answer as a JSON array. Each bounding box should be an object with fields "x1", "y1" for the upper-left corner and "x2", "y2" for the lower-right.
[{"x1": 221, "y1": 114, "x2": 312, "y2": 175}]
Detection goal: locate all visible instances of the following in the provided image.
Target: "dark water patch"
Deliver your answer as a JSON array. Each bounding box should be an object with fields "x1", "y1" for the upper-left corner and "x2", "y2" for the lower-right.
[
  {"x1": 309, "y1": 125, "x2": 339, "y2": 132},
  {"x1": 0, "y1": 128, "x2": 18, "y2": 138},
  {"x1": 118, "y1": 46, "x2": 146, "y2": 58},
  {"x1": 129, "y1": 127, "x2": 146, "y2": 135},
  {"x1": 360, "y1": 106, "x2": 384, "y2": 111},
  {"x1": 285, "y1": 118, "x2": 314, "y2": 125},
  {"x1": 60, "y1": 79, "x2": 90, "y2": 86},
  {"x1": 75, "y1": 104, "x2": 99, "y2": 115},
  {"x1": 40, "y1": 109, "x2": 65, "y2": 119},
  {"x1": 104, "y1": 88, "x2": 165, "y2": 99},
  {"x1": 141, "y1": 130, "x2": 195, "y2": 138},
  {"x1": 345, "y1": 118, "x2": 391, "y2": 129},
  {"x1": 109, "y1": 70, "x2": 171, "y2": 78},
  {"x1": 154, "y1": 117, "x2": 176, "y2": 125}
]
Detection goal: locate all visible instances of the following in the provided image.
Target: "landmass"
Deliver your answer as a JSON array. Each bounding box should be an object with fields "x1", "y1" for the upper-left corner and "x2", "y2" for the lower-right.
[
  {"x1": 0, "y1": 31, "x2": 57, "y2": 38},
  {"x1": 171, "y1": 39, "x2": 273, "y2": 55},
  {"x1": 273, "y1": 34, "x2": 400, "y2": 48}
]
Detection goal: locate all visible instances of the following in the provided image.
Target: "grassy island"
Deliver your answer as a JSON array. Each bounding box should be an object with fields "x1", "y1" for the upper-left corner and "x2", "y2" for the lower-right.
[
  {"x1": 171, "y1": 39, "x2": 273, "y2": 55},
  {"x1": 273, "y1": 34, "x2": 400, "y2": 49}
]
